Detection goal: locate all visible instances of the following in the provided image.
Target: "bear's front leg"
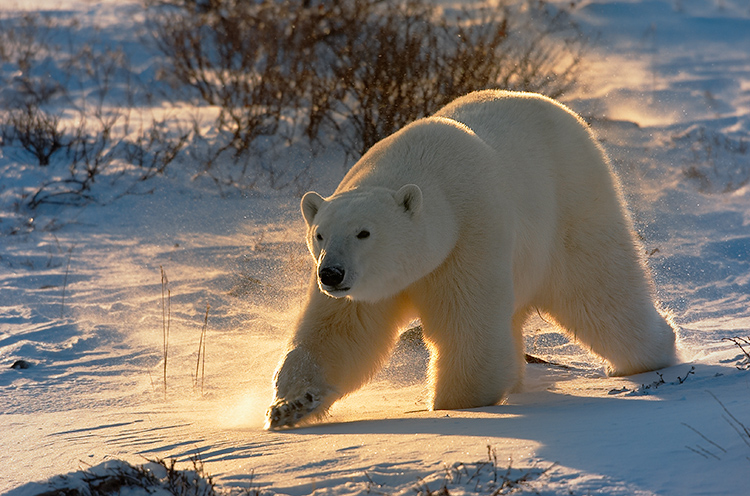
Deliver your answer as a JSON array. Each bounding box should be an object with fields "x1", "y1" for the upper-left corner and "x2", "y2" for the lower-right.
[
  {"x1": 265, "y1": 282, "x2": 407, "y2": 429},
  {"x1": 266, "y1": 347, "x2": 334, "y2": 429},
  {"x1": 412, "y1": 258, "x2": 522, "y2": 410}
]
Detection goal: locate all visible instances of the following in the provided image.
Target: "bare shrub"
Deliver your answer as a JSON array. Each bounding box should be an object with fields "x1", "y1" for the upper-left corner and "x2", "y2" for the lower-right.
[
  {"x1": 21, "y1": 97, "x2": 190, "y2": 207},
  {"x1": 146, "y1": 1, "x2": 306, "y2": 155},
  {"x1": 318, "y1": 0, "x2": 585, "y2": 157},
  {"x1": 0, "y1": 11, "x2": 190, "y2": 209},
  {"x1": 33, "y1": 457, "x2": 217, "y2": 496},
  {"x1": 123, "y1": 118, "x2": 191, "y2": 182},
  {"x1": 675, "y1": 126, "x2": 750, "y2": 193},
  {"x1": 316, "y1": 0, "x2": 444, "y2": 156},
  {"x1": 723, "y1": 336, "x2": 750, "y2": 370},
  {"x1": 1, "y1": 0, "x2": 586, "y2": 209},
  {"x1": 6, "y1": 104, "x2": 68, "y2": 166},
  {"x1": 0, "y1": 12, "x2": 68, "y2": 108},
  {"x1": 0, "y1": 12, "x2": 71, "y2": 167},
  {"x1": 23, "y1": 113, "x2": 190, "y2": 208},
  {"x1": 147, "y1": 0, "x2": 586, "y2": 165}
]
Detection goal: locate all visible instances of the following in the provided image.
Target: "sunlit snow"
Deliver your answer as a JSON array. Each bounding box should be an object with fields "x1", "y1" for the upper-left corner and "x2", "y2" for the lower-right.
[{"x1": 2, "y1": 1, "x2": 750, "y2": 495}]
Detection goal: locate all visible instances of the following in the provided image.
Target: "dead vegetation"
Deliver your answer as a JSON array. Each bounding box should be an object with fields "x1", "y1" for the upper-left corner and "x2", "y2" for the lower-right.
[
  {"x1": 34, "y1": 456, "x2": 217, "y2": 496},
  {"x1": 147, "y1": 0, "x2": 586, "y2": 162},
  {"x1": 1, "y1": 0, "x2": 586, "y2": 210},
  {"x1": 723, "y1": 336, "x2": 750, "y2": 370}
]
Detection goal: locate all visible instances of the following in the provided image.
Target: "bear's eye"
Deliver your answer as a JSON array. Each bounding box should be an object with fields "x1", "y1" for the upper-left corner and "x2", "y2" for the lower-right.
[
  {"x1": 315, "y1": 232, "x2": 323, "y2": 241},
  {"x1": 357, "y1": 230, "x2": 370, "y2": 239}
]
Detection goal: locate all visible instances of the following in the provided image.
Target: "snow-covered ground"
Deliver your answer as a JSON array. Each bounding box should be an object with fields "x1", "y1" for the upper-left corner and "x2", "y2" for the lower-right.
[{"x1": 2, "y1": 0, "x2": 750, "y2": 494}]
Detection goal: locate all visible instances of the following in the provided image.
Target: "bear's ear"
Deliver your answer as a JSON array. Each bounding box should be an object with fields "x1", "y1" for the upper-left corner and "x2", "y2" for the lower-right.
[
  {"x1": 395, "y1": 184, "x2": 422, "y2": 217},
  {"x1": 301, "y1": 191, "x2": 325, "y2": 227}
]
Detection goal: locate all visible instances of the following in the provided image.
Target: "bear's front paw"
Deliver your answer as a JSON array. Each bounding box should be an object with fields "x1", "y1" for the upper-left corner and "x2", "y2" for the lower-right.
[{"x1": 265, "y1": 391, "x2": 322, "y2": 429}]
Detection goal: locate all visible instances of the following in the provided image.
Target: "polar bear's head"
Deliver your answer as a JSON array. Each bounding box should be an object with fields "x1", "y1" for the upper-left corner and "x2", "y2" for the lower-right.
[{"x1": 300, "y1": 185, "x2": 423, "y2": 302}]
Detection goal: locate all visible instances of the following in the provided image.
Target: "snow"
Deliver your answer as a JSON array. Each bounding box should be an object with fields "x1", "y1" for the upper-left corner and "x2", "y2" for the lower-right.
[{"x1": 2, "y1": 0, "x2": 750, "y2": 494}]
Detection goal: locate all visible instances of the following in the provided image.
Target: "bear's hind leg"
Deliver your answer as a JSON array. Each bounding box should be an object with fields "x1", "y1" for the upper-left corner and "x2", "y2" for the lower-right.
[
  {"x1": 548, "y1": 295, "x2": 676, "y2": 376},
  {"x1": 543, "y1": 236, "x2": 678, "y2": 376}
]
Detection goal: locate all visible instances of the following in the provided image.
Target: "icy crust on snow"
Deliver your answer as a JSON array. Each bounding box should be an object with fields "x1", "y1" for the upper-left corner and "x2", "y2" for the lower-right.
[{"x1": 2, "y1": 0, "x2": 750, "y2": 495}]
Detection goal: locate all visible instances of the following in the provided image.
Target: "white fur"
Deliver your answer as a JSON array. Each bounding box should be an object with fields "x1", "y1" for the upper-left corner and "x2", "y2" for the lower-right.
[{"x1": 265, "y1": 90, "x2": 678, "y2": 429}]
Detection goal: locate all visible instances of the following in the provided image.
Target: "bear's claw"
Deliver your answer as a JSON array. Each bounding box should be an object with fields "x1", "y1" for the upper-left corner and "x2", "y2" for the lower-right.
[{"x1": 265, "y1": 391, "x2": 321, "y2": 429}]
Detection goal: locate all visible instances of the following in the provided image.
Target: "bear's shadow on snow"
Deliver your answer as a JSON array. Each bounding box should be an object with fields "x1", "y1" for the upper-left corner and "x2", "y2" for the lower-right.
[
  {"x1": 268, "y1": 366, "x2": 739, "y2": 494},
  {"x1": 283, "y1": 362, "x2": 737, "y2": 439}
]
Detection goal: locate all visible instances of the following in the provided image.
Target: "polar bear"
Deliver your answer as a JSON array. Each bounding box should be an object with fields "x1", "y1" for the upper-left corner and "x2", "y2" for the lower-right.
[{"x1": 265, "y1": 90, "x2": 678, "y2": 429}]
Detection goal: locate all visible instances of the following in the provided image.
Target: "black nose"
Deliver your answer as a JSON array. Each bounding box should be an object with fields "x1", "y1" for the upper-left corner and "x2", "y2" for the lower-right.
[{"x1": 319, "y1": 266, "x2": 345, "y2": 287}]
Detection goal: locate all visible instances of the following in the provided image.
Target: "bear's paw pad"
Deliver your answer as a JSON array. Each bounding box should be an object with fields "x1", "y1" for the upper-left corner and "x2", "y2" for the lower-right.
[{"x1": 265, "y1": 391, "x2": 321, "y2": 429}]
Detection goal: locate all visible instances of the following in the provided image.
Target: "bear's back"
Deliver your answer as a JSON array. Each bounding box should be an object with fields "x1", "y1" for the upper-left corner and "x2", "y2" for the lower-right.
[
  {"x1": 337, "y1": 111, "x2": 499, "y2": 197},
  {"x1": 434, "y1": 90, "x2": 594, "y2": 161}
]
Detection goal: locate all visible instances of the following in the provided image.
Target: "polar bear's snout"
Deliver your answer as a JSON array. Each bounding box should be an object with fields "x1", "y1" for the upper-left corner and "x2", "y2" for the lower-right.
[
  {"x1": 319, "y1": 266, "x2": 346, "y2": 288},
  {"x1": 317, "y1": 262, "x2": 353, "y2": 297}
]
